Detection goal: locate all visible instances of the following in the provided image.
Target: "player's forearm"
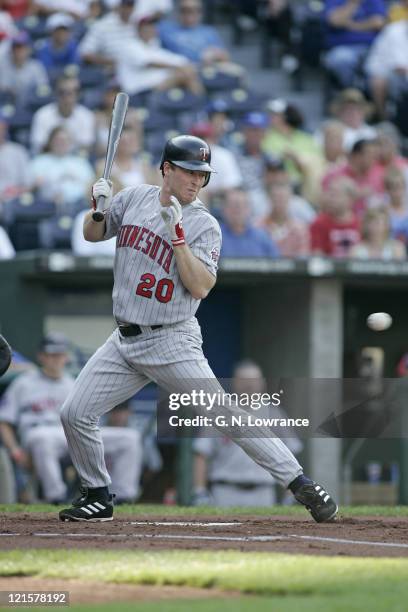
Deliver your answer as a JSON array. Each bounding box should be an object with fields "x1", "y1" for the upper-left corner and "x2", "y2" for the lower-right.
[
  {"x1": 83, "y1": 210, "x2": 107, "y2": 242},
  {"x1": 173, "y1": 245, "x2": 215, "y2": 300},
  {"x1": 0, "y1": 422, "x2": 19, "y2": 453}
]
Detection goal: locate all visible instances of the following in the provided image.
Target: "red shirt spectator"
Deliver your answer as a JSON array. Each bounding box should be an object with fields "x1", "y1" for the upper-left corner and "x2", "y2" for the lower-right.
[
  {"x1": 2, "y1": 1, "x2": 31, "y2": 20},
  {"x1": 311, "y1": 176, "x2": 361, "y2": 257},
  {"x1": 322, "y1": 138, "x2": 384, "y2": 217}
]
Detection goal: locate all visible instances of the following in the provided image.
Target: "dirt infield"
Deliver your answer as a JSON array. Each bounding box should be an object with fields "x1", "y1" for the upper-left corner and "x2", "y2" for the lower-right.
[{"x1": 1, "y1": 512, "x2": 408, "y2": 557}]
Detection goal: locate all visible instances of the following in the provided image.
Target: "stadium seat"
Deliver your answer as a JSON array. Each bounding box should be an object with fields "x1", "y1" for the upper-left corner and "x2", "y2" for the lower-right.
[
  {"x1": 38, "y1": 214, "x2": 74, "y2": 250},
  {"x1": 78, "y1": 64, "x2": 109, "y2": 89},
  {"x1": 16, "y1": 15, "x2": 48, "y2": 40},
  {"x1": 209, "y1": 88, "x2": 266, "y2": 120},
  {"x1": 200, "y1": 66, "x2": 243, "y2": 93},
  {"x1": 149, "y1": 88, "x2": 206, "y2": 114},
  {"x1": 3, "y1": 193, "x2": 55, "y2": 226},
  {"x1": 25, "y1": 83, "x2": 54, "y2": 113}
]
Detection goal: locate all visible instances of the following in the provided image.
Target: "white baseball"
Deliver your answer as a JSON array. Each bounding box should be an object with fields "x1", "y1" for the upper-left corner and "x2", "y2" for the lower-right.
[{"x1": 366, "y1": 312, "x2": 392, "y2": 331}]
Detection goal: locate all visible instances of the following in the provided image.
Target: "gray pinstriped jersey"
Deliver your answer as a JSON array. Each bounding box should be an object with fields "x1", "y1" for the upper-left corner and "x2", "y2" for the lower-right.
[{"x1": 104, "y1": 184, "x2": 222, "y2": 325}]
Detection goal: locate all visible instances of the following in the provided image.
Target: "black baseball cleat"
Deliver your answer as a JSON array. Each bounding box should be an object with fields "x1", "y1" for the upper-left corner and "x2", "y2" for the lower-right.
[
  {"x1": 294, "y1": 482, "x2": 338, "y2": 523},
  {"x1": 59, "y1": 487, "x2": 115, "y2": 522}
]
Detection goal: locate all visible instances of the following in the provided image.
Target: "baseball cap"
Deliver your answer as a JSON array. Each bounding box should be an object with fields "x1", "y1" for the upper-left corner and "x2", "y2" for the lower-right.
[
  {"x1": 39, "y1": 332, "x2": 69, "y2": 354},
  {"x1": 266, "y1": 98, "x2": 288, "y2": 114},
  {"x1": 241, "y1": 112, "x2": 269, "y2": 129},
  {"x1": 206, "y1": 99, "x2": 229, "y2": 114},
  {"x1": 11, "y1": 30, "x2": 31, "y2": 47},
  {"x1": 190, "y1": 122, "x2": 215, "y2": 139},
  {"x1": 46, "y1": 13, "x2": 75, "y2": 32},
  {"x1": 263, "y1": 154, "x2": 285, "y2": 171}
]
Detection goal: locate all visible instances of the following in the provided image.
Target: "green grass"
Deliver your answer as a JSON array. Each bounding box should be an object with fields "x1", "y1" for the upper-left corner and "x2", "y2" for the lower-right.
[{"x1": 1, "y1": 503, "x2": 408, "y2": 517}]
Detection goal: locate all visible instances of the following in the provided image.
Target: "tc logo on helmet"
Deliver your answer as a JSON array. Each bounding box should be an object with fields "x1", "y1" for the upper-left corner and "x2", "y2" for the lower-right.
[{"x1": 200, "y1": 147, "x2": 209, "y2": 161}]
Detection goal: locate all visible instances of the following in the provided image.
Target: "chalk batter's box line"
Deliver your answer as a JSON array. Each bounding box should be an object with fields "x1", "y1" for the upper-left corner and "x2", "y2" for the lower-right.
[{"x1": 2, "y1": 528, "x2": 408, "y2": 550}]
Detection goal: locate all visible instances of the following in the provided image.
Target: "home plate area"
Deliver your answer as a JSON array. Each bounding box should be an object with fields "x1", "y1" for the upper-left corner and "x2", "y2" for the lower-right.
[{"x1": 1, "y1": 513, "x2": 408, "y2": 557}]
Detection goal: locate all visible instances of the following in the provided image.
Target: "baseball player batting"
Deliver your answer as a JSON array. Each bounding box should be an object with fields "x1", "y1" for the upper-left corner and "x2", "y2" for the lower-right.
[{"x1": 59, "y1": 135, "x2": 338, "y2": 523}]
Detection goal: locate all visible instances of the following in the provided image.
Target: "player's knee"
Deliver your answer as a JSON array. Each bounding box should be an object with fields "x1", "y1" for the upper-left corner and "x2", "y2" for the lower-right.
[{"x1": 60, "y1": 400, "x2": 78, "y2": 428}]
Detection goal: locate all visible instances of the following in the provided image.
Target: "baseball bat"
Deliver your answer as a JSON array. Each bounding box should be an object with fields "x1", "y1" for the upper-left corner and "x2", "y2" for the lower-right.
[{"x1": 92, "y1": 91, "x2": 129, "y2": 222}]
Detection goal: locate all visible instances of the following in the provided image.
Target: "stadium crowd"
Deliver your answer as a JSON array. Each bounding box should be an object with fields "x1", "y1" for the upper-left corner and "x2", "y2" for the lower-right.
[{"x1": 0, "y1": 0, "x2": 408, "y2": 261}]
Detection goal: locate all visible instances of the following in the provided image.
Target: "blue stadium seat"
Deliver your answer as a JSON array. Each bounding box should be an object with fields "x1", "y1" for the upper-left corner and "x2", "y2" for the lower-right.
[
  {"x1": 16, "y1": 15, "x2": 48, "y2": 40},
  {"x1": 140, "y1": 108, "x2": 177, "y2": 133},
  {"x1": 78, "y1": 64, "x2": 108, "y2": 88},
  {"x1": 150, "y1": 88, "x2": 207, "y2": 114},
  {"x1": 38, "y1": 214, "x2": 74, "y2": 250},
  {"x1": 25, "y1": 84, "x2": 54, "y2": 113},
  {"x1": 3, "y1": 193, "x2": 56, "y2": 226},
  {"x1": 208, "y1": 88, "x2": 266, "y2": 119},
  {"x1": 200, "y1": 66, "x2": 243, "y2": 93}
]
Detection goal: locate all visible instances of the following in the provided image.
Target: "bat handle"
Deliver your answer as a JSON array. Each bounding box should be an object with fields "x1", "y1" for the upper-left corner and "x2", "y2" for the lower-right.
[{"x1": 92, "y1": 194, "x2": 106, "y2": 222}]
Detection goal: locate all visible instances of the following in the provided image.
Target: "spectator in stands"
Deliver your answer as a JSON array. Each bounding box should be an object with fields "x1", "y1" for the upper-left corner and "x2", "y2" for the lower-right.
[
  {"x1": 220, "y1": 188, "x2": 279, "y2": 258},
  {"x1": 35, "y1": 13, "x2": 80, "y2": 76},
  {"x1": 0, "y1": 113, "x2": 30, "y2": 206},
  {"x1": 117, "y1": 14, "x2": 203, "y2": 96},
  {"x1": 388, "y1": 0, "x2": 408, "y2": 22},
  {"x1": 259, "y1": 182, "x2": 311, "y2": 257},
  {"x1": 350, "y1": 206, "x2": 406, "y2": 258},
  {"x1": 0, "y1": 6, "x2": 18, "y2": 40},
  {"x1": 323, "y1": 138, "x2": 384, "y2": 216},
  {"x1": 28, "y1": 126, "x2": 95, "y2": 212},
  {"x1": 311, "y1": 176, "x2": 361, "y2": 257},
  {"x1": 30, "y1": 75, "x2": 96, "y2": 154},
  {"x1": 94, "y1": 78, "x2": 141, "y2": 158},
  {"x1": 235, "y1": 112, "x2": 271, "y2": 219},
  {"x1": 192, "y1": 359, "x2": 302, "y2": 507},
  {"x1": 190, "y1": 121, "x2": 242, "y2": 208},
  {"x1": 321, "y1": 119, "x2": 347, "y2": 167},
  {"x1": 0, "y1": 332, "x2": 142, "y2": 504},
  {"x1": 79, "y1": 0, "x2": 138, "y2": 69},
  {"x1": 0, "y1": 30, "x2": 49, "y2": 107},
  {"x1": 159, "y1": 0, "x2": 238, "y2": 69},
  {"x1": 365, "y1": 15, "x2": 408, "y2": 118},
  {"x1": 72, "y1": 208, "x2": 116, "y2": 256},
  {"x1": 96, "y1": 124, "x2": 159, "y2": 192},
  {"x1": 323, "y1": 0, "x2": 386, "y2": 89},
  {"x1": 1, "y1": 1, "x2": 31, "y2": 21},
  {"x1": 133, "y1": 0, "x2": 174, "y2": 22},
  {"x1": 329, "y1": 88, "x2": 377, "y2": 151},
  {"x1": 262, "y1": 99, "x2": 324, "y2": 196},
  {"x1": 32, "y1": 0, "x2": 89, "y2": 19},
  {"x1": 375, "y1": 122, "x2": 408, "y2": 179},
  {"x1": 383, "y1": 167, "x2": 408, "y2": 248},
  {"x1": 246, "y1": 155, "x2": 317, "y2": 224},
  {"x1": 0, "y1": 224, "x2": 15, "y2": 259}
]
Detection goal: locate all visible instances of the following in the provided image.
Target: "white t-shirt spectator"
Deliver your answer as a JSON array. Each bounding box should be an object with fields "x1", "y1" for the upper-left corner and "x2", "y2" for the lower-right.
[
  {"x1": 79, "y1": 11, "x2": 137, "y2": 62},
  {"x1": 33, "y1": 0, "x2": 89, "y2": 18},
  {"x1": 72, "y1": 209, "x2": 116, "y2": 256},
  {"x1": 117, "y1": 37, "x2": 188, "y2": 94},
  {"x1": 0, "y1": 45, "x2": 49, "y2": 106},
  {"x1": 0, "y1": 226, "x2": 15, "y2": 259},
  {"x1": 366, "y1": 20, "x2": 408, "y2": 78},
  {"x1": 30, "y1": 103, "x2": 96, "y2": 154},
  {"x1": 204, "y1": 144, "x2": 242, "y2": 194},
  {"x1": 0, "y1": 141, "x2": 30, "y2": 201}
]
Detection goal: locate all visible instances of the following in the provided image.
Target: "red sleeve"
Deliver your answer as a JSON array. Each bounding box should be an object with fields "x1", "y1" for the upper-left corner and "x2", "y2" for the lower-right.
[{"x1": 310, "y1": 216, "x2": 328, "y2": 254}]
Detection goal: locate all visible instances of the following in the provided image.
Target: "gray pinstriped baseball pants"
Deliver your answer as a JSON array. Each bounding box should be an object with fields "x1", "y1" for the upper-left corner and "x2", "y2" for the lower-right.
[{"x1": 60, "y1": 318, "x2": 302, "y2": 491}]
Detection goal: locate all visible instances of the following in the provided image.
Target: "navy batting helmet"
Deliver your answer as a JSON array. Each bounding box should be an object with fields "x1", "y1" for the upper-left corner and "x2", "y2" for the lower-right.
[{"x1": 160, "y1": 135, "x2": 215, "y2": 186}]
